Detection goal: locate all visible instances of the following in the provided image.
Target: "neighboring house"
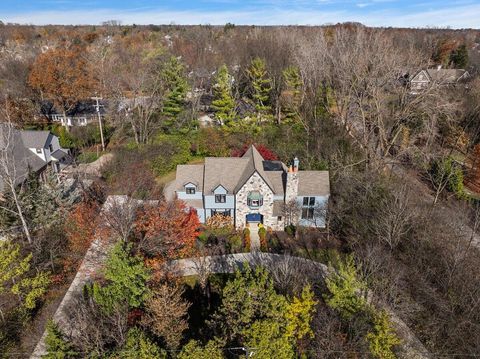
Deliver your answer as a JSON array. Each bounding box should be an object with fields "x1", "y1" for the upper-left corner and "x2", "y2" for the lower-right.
[
  {"x1": 410, "y1": 67, "x2": 470, "y2": 94},
  {"x1": 165, "y1": 145, "x2": 330, "y2": 230},
  {"x1": 42, "y1": 100, "x2": 106, "y2": 127},
  {"x1": 0, "y1": 125, "x2": 71, "y2": 191}
]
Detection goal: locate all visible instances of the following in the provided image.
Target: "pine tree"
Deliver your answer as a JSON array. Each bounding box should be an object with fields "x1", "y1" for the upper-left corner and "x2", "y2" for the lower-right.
[
  {"x1": 243, "y1": 320, "x2": 294, "y2": 359},
  {"x1": 209, "y1": 263, "x2": 287, "y2": 341},
  {"x1": 281, "y1": 66, "x2": 302, "y2": 123},
  {"x1": 91, "y1": 242, "x2": 151, "y2": 314},
  {"x1": 211, "y1": 64, "x2": 236, "y2": 125},
  {"x1": 285, "y1": 285, "x2": 317, "y2": 341},
  {"x1": 43, "y1": 320, "x2": 77, "y2": 359},
  {"x1": 117, "y1": 327, "x2": 167, "y2": 359},
  {"x1": 247, "y1": 57, "x2": 272, "y2": 117},
  {"x1": 178, "y1": 339, "x2": 224, "y2": 359},
  {"x1": 367, "y1": 311, "x2": 401, "y2": 359},
  {"x1": 324, "y1": 253, "x2": 367, "y2": 318},
  {"x1": 0, "y1": 240, "x2": 50, "y2": 311},
  {"x1": 450, "y1": 44, "x2": 469, "y2": 69},
  {"x1": 162, "y1": 56, "x2": 190, "y2": 123}
]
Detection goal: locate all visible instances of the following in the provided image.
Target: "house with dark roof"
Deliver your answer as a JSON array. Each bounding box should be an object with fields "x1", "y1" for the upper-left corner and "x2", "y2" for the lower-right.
[
  {"x1": 164, "y1": 145, "x2": 330, "y2": 230},
  {"x1": 42, "y1": 100, "x2": 106, "y2": 127},
  {"x1": 410, "y1": 67, "x2": 470, "y2": 94},
  {"x1": 0, "y1": 125, "x2": 71, "y2": 191}
]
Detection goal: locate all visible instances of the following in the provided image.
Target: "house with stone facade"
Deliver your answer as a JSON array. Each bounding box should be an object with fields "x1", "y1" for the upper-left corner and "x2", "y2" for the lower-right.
[{"x1": 164, "y1": 145, "x2": 330, "y2": 230}]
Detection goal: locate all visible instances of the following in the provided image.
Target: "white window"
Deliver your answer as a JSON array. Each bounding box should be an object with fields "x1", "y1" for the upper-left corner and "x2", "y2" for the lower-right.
[
  {"x1": 301, "y1": 197, "x2": 316, "y2": 220},
  {"x1": 186, "y1": 187, "x2": 195, "y2": 194},
  {"x1": 247, "y1": 191, "x2": 263, "y2": 208}
]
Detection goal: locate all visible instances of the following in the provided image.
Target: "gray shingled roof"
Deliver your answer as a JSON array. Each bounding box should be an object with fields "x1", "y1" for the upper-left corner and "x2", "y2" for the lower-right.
[
  {"x1": 265, "y1": 171, "x2": 285, "y2": 195},
  {"x1": 204, "y1": 157, "x2": 250, "y2": 194},
  {"x1": 174, "y1": 164, "x2": 204, "y2": 191},
  {"x1": 167, "y1": 145, "x2": 330, "y2": 199},
  {"x1": 51, "y1": 149, "x2": 68, "y2": 161},
  {"x1": 182, "y1": 198, "x2": 204, "y2": 209},
  {"x1": 272, "y1": 200, "x2": 284, "y2": 216},
  {"x1": 425, "y1": 69, "x2": 469, "y2": 83},
  {"x1": 19, "y1": 131, "x2": 50, "y2": 148},
  {"x1": 297, "y1": 171, "x2": 330, "y2": 196},
  {"x1": 0, "y1": 125, "x2": 48, "y2": 192},
  {"x1": 234, "y1": 145, "x2": 275, "y2": 193}
]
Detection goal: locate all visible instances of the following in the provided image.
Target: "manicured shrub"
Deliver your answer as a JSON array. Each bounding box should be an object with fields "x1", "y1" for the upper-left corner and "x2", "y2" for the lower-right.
[
  {"x1": 285, "y1": 224, "x2": 296, "y2": 236},
  {"x1": 228, "y1": 234, "x2": 243, "y2": 253},
  {"x1": 258, "y1": 226, "x2": 267, "y2": 252},
  {"x1": 243, "y1": 227, "x2": 251, "y2": 251}
]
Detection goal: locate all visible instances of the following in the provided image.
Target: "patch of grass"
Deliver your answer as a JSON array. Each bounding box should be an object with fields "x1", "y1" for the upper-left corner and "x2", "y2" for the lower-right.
[{"x1": 77, "y1": 151, "x2": 100, "y2": 164}]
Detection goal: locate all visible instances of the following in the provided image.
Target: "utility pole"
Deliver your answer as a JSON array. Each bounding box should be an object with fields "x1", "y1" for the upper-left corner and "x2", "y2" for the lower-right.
[{"x1": 91, "y1": 96, "x2": 105, "y2": 151}]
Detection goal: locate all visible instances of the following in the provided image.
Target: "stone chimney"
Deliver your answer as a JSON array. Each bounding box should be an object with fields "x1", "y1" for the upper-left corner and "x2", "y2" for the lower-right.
[{"x1": 285, "y1": 160, "x2": 299, "y2": 204}]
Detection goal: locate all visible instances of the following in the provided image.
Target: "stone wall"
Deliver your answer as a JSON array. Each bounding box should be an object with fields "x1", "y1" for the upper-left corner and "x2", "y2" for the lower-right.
[
  {"x1": 234, "y1": 172, "x2": 282, "y2": 230},
  {"x1": 285, "y1": 171, "x2": 299, "y2": 203}
]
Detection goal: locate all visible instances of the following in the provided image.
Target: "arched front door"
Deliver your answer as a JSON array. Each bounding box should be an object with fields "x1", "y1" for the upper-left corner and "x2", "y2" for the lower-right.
[{"x1": 246, "y1": 213, "x2": 263, "y2": 223}]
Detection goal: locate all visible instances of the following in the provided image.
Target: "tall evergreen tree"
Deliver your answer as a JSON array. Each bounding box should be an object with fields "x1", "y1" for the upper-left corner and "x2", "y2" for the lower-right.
[
  {"x1": 162, "y1": 56, "x2": 190, "y2": 123},
  {"x1": 246, "y1": 57, "x2": 272, "y2": 116},
  {"x1": 367, "y1": 311, "x2": 401, "y2": 359},
  {"x1": 91, "y1": 242, "x2": 151, "y2": 314},
  {"x1": 43, "y1": 320, "x2": 77, "y2": 359},
  {"x1": 211, "y1": 64, "x2": 236, "y2": 125},
  {"x1": 324, "y1": 253, "x2": 367, "y2": 319},
  {"x1": 281, "y1": 66, "x2": 303, "y2": 123},
  {"x1": 450, "y1": 44, "x2": 469, "y2": 69},
  {"x1": 116, "y1": 327, "x2": 167, "y2": 359}
]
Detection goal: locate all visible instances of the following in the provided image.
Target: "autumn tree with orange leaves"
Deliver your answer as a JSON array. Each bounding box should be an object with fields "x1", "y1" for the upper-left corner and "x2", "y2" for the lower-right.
[
  {"x1": 64, "y1": 199, "x2": 100, "y2": 268},
  {"x1": 28, "y1": 47, "x2": 97, "y2": 121},
  {"x1": 136, "y1": 200, "x2": 200, "y2": 261}
]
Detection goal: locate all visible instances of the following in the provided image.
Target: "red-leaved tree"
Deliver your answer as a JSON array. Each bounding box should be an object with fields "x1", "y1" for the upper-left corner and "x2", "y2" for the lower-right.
[
  {"x1": 231, "y1": 143, "x2": 279, "y2": 160},
  {"x1": 64, "y1": 199, "x2": 100, "y2": 270},
  {"x1": 136, "y1": 200, "x2": 200, "y2": 260}
]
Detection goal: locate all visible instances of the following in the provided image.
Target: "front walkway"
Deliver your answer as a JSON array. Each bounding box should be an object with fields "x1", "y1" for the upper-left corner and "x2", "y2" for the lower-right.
[{"x1": 248, "y1": 223, "x2": 260, "y2": 251}]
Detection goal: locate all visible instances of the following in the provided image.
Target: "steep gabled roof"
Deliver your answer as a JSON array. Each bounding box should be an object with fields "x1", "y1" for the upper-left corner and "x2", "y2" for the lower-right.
[
  {"x1": 174, "y1": 164, "x2": 204, "y2": 191},
  {"x1": 234, "y1": 145, "x2": 275, "y2": 193},
  {"x1": 204, "y1": 157, "x2": 250, "y2": 194},
  {"x1": 0, "y1": 125, "x2": 48, "y2": 192},
  {"x1": 19, "y1": 130, "x2": 50, "y2": 148}
]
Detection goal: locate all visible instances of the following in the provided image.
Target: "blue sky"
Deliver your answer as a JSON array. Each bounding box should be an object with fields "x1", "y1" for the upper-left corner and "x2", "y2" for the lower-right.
[{"x1": 1, "y1": 1, "x2": 480, "y2": 28}]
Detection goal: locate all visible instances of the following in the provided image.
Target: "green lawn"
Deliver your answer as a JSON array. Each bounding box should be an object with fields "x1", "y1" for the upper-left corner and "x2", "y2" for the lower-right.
[{"x1": 157, "y1": 156, "x2": 205, "y2": 186}]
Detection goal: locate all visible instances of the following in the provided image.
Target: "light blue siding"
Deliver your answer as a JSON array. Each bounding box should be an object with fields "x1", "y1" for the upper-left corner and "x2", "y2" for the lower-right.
[
  {"x1": 177, "y1": 191, "x2": 203, "y2": 200},
  {"x1": 204, "y1": 194, "x2": 235, "y2": 209},
  {"x1": 297, "y1": 195, "x2": 329, "y2": 228},
  {"x1": 195, "y1": 208, "x2": 206, "y2": 223}
]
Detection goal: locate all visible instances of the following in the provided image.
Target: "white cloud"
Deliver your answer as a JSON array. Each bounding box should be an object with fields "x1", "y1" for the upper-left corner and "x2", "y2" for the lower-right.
[{"x1": 2, "y1": 3, "x2": 480, "y2": 28}]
